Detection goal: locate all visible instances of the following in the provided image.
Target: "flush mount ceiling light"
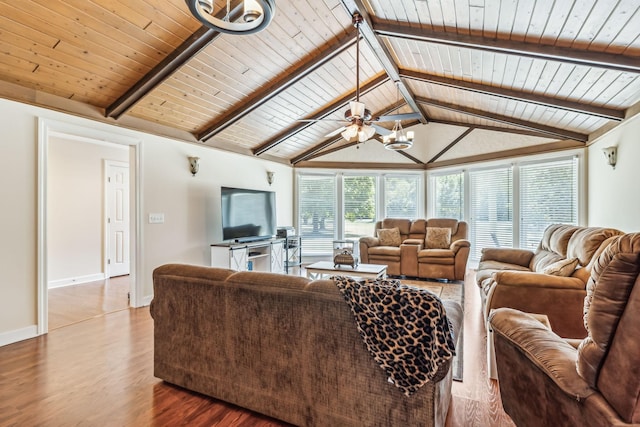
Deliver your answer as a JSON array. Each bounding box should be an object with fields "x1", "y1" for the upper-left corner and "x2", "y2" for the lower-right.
[{"x1": 185, "y1": 0, "x2": 275, "y2": 35}]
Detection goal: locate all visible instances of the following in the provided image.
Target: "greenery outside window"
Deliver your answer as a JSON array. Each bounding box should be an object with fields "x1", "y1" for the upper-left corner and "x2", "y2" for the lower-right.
[
  {"x1": 297, "y1": 174, "x2": 336, "y2": 255},
  {"x1": 297, "y1": 172, "x2": 423, "y2": 256},
  {"x1": 430, "y1": 172, "x2": 464, "y2": 220},
  {"x1": 343, "y1": 175, "x2": 376, "y2": 240}
]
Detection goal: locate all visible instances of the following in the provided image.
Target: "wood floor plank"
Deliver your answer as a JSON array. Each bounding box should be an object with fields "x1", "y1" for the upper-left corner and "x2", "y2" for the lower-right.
[{"x1": 1, "y1": 269, "x2": 514, "y2": 426}]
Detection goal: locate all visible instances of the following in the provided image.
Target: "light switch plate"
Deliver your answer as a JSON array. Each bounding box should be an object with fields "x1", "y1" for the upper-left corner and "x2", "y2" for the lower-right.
[{"x1": 149, "y1": 213, "x2": 164, "y2": 224}]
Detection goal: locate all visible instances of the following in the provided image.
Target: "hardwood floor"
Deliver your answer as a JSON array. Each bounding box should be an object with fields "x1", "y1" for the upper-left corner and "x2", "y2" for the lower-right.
[
  {"x1": 1, "y1": 270, "x2": 515, "y2": 426},
  {"x1": 48, "y1": 275, "x2": 130, "y2": 330}
]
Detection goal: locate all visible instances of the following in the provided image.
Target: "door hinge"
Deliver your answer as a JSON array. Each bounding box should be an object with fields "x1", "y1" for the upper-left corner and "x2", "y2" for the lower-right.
[{"x1": 108, "y1": 259, "x2": 111, "y2": 265}]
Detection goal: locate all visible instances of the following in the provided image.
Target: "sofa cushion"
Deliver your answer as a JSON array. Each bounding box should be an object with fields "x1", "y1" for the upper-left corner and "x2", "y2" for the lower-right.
[
  {"x1": 377, "y1": 227, "x2": 402, "y2": 247},
  {"x1": 425, "y1": 227, "x2": 451, "y2": 249},
  {"x1": 542, "y1": 258, "x2": 579, "y2": 277},
  {"x1": 368, "y1": 246, "x2": 401, "y2": 258}
]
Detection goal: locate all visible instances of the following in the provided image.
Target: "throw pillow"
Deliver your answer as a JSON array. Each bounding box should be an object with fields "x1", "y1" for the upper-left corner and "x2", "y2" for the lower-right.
[
  {"x1": 425, "y1": 227, "x2": 451, "y2": 249},
  {"x1": 377, "y1": 227, "x2": 402, "y2": 247},
  {"x1": 543, "y1": 258, "x2": 579, "y2": 277}
]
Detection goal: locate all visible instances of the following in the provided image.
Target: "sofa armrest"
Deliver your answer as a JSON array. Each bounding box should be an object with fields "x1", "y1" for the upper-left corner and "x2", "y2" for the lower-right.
[
  {"x1": 491, "y1": 271, "x2": 585, "y2": 290},
  {"x1": 451, "y1": 239, "x2": 470, "y2": 253},
  {"x1": 480, "y1": 247, "x2": 534, "y2": 267},
  {"x1": 489, "y1": 308, "x2": 594, "y2": 399},
  {"x1": 360, "y1": 236, "x2": 380, "y2": 248},
  {"x1": 403, "y1": 238, "x2": 424, "y2": 247}
]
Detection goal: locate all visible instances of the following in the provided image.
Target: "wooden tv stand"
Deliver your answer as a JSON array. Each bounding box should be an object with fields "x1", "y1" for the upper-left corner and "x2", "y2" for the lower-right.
[{"x1": 210, "y1": 239, "x2": 285, "y2": 273}]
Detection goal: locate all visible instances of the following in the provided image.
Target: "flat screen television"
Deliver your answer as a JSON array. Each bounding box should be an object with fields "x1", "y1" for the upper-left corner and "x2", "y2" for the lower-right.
[{"x1": 221, "y1": 186, "x2": 277, "y2": 242}]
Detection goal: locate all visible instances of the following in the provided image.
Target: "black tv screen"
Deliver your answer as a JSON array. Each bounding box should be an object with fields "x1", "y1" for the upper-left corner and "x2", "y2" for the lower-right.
[{"x1": 221, "y1": 186, "x2": 277, "y2": 242}]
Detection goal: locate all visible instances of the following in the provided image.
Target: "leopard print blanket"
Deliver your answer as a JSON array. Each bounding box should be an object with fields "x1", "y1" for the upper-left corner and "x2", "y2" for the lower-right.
[{"x1": 333, "y1": 276, "x2": 456, "y2": 396}]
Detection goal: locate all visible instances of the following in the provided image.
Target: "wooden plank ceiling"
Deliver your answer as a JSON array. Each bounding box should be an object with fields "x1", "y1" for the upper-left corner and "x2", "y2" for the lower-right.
[{"x1": 0, "y1": 0, "x2": 638, "y2": 168}]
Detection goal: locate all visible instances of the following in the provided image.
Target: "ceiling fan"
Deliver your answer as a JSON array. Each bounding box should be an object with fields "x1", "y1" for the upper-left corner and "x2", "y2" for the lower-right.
[{"x1": 299, "y1": 13, "x2": 421, "y2": 143}]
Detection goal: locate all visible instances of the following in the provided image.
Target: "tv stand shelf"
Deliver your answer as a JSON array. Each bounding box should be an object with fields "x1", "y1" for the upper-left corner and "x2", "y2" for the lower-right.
[{"x1": 211, "y1": 239, "x2": 284, "y2": 273}]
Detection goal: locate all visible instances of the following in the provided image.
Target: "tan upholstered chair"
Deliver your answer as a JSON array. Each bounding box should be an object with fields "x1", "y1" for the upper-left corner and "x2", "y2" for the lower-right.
[
  {"x1": 489, "y1": 233, "x2": 640, "y2": 427},
  {"x1": 359, "y1": 218, "x2": 470, "y2": 280}
]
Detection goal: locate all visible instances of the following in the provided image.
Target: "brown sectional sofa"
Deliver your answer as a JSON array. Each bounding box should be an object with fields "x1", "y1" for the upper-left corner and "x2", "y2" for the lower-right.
[
  {"x1": 359, "y1": 218, "x2": 470, "y2": 281},
  {"x1": 150, "y1": 264, "x2": 463, "y2": 427},
  {"x1": 490, "y1": 233, "x2": 640, "y2": 427},
  {"x1": 477, "y1": 224, "x2": 623, "y2": 338}
]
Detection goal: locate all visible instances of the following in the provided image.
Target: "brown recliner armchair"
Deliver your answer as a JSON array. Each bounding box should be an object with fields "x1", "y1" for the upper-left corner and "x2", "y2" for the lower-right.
[
  {"x1": 359, "y1": 218, "x2": 470, "y2": 280},
  {"x1": 489, "y1": 233, "x2": 640, "y2": 427}
]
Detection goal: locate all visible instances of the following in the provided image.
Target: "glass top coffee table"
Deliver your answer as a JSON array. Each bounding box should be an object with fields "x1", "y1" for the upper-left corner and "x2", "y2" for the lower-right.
[{"x1": 305, "y1": 261, "x2": 387, "y2": 280}]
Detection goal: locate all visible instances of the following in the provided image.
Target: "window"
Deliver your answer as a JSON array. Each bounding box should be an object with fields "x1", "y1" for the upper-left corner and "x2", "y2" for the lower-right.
[
  {"x1": 431, "y1": 172, "x2": 464, "y2": 220},
  {"x1": 343, "y1": 175, "x2": 376, "y2": 240},
  {"x1": 384, "y1": 175, "x2": 420, "y2": 219},
  {"x1": 296, "y1": 172, "x2": 423, "y2": 255},
  {"x1": 469, "y1": 167, "x2": 513, "y2": 260},
  {"x1": 297, "y1": 174, "x2": 336, "y2": 255},
  {"x1": 519, "y1": 157, "x2": 578, "y2": 249}
]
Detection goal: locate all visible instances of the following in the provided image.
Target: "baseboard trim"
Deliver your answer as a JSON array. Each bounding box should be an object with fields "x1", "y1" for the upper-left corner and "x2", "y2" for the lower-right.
[
  {"x1": 48, "y1": 273, "x2": 105, "y2": 289},
  {"x1": 0, "y1": 325, "x2": 39, "y2": 347}
]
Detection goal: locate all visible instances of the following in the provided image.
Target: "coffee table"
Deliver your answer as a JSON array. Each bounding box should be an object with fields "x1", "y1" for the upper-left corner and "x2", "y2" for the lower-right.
[{"x1": 305, "y1": 261, "x2": 387, "y2": 280}]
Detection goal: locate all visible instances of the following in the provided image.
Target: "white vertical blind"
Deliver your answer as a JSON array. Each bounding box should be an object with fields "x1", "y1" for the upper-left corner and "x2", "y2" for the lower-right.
[
  {"x1": 469, "y1": 167, "x2": 513, "y2": 261},
  {"x1": 343, "y1": 175, "x2": 376, "y2": 240},
  {"x1": 298, "y1": 174, "x2": 336, "y2": 255},
  {"x1": 519, "y1": 158, "x2": 578, "y2": 249},
  {"x1": 431, "y1": 172, "x2": 464, "y2": 220},
  {"x1": 384, "y1": 175, "x2": 420, "y2": 219}
]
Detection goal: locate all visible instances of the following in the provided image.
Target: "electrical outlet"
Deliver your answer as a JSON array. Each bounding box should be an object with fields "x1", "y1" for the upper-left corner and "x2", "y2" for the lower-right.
[{"x1": 149, "y1": 213, "x2": 165, "y2": 224}]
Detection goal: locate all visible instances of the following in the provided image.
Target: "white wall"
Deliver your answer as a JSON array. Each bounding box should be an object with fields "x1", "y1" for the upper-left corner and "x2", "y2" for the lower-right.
[
  {"x1": 0, "y1": 97, "x2": 294, "y2": 345},
  {"x1": 48, "y1": 137, "x2": 129, "y2": 285},
  {"x1": 587, "y1": 113, "x2": 640, "y2": 232}
]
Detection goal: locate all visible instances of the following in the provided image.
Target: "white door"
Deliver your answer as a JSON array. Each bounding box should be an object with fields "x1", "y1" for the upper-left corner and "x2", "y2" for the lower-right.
[{"x1": 106, "y1": 161, "x2": 130, "y2": 277}]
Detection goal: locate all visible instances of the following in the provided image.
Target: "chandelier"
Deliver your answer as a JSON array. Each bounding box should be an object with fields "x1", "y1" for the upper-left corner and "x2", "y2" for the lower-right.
[
  {"x1": 383, "y1": 81, "x2": 415, "y2": 150},
  {"x1": 383, "y1": 121, "x2": 415, "y2": 150},
  {"x1": 185, "y1": 0, "x2": 275, "y2": 35}
]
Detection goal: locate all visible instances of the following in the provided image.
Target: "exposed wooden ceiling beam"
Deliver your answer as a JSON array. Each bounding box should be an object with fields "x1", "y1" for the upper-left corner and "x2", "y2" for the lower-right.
[
  {"x1": 294, "y1": 161, "x2": 425, "y2": 170},
  {"x1": 415, "y1": 96, "x2": 588, "y2": 142},
  {"x1": 426, "y1": 140, "x2": 585, "y2": 170},
  {"x1": 340, "y1": 0, "x2": 428, "y2": 124},
  {"x1": 374, "y1": 19, "x2": 640, "y2": 74},
  {"x1": 196, "y1": 32, "x2": 358, "y2": 142},
  {"x1": 253, "y1": 74, "x2": 389, "y2": 156},
  {"x1": 427, "y1": 127, "x2": 475, "y2": 164},
  {"x1": 396, "y1": 148, "x2": 424, "y2": 164},
  {"x1": 400, "y1": 69, "x2": 625, "y2": 121},
  {"x1": 428, "y1": 119, "x2": 555, "y2": 139},
  {"x1": 106, "y1": 4, "x2": 245, "y2": 119}
]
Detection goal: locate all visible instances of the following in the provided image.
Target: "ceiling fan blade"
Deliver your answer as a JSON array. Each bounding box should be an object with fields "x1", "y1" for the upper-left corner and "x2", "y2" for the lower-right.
[
  {"x1": 324, "y1": 126, "x2": 347, "y2": 138},
  {"x1": 371, "y1": 123, "x2": 392, "y2": 136},
  {"x1": 374, "y1": 112, "x2": 422, "y2": 122},
  {"x1": 297, "y1": 119, "x2": 348, "y2": 123}
]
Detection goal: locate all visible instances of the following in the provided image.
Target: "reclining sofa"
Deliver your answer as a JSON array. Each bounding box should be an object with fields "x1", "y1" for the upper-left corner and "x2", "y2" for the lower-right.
[
  {"x1": 477, "y1": 224, "x2": 623, "y2": 338},
  {"x1": 359, "y1": 218, "x2": 470, "y2": 281},
  {"x1": 490, "y1": 233, "x2": 640, "y2": 426},
  {"x1": 151, "y1": 264, "x2": 462, "y2": 427}
]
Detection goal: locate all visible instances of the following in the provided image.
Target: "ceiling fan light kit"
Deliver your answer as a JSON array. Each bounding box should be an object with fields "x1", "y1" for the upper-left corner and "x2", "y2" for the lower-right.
[{"x1": 186, "y1": 0, "x2": 275, "y2": 35}]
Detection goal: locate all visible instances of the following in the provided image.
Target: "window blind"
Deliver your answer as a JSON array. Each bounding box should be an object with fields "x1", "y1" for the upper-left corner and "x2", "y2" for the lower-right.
[
  {"x1": 384, "y1": 175, "x2": 419, "y2": 219},
  {"x1": 469, "y1": 167, "x2": 513, "y2": 261},
  {"x1": 343, "y1": 175, "x2": 376, "y2": 240},
  {"x1": 298, "y1": 174, "x2": 336, "y2": 256},
  {"x1": 519, "y1": 158, "x2": 578, "y2": 249},
  {"x1": 431, "y1": 172, "x2": 464, "y2": 220}
]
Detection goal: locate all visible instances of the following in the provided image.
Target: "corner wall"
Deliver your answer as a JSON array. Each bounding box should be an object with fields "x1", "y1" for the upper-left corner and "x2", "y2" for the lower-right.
[
  {"x1": 587, "y1": 113, "x2": 640, "y2": 232},
  {"x1": 0, "y1": 97, "x2": 294, "y2": 345}
]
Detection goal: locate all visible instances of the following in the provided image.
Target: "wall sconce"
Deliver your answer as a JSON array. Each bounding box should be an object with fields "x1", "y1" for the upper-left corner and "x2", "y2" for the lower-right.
[
  {"x1": 188, "y1": 156, "x2": 200, "y2": 176},
  {"x1": 266, "y1": 171, "x2": 275, "y2": 186},
  {"x1": 602, "y1": 146, "x2": 617, "y2": 169}
]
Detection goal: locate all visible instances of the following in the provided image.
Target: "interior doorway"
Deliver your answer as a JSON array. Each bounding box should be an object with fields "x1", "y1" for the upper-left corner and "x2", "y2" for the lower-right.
[{"x1": 37, "y1": 118, "x2": 141, "y2": 335}]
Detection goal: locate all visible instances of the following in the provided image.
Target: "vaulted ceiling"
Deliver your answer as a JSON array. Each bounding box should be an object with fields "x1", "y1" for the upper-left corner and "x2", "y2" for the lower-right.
[{"x1": 1, "y1": 0, "x2": 639, "y2": 168}]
